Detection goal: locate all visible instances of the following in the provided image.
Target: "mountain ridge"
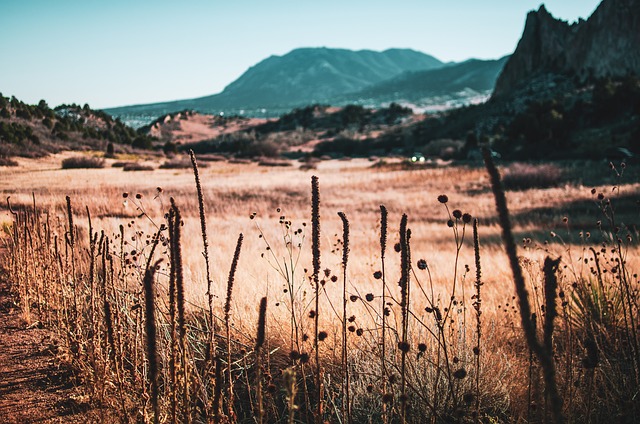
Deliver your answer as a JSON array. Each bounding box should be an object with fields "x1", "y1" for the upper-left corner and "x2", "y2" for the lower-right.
[
  {"x1": 105, "y1": 47, "x2": 444, "y2": 118},
  {"x1": 104, "y1": 47, "x2": 504, "y2": 123},
  {"x1": 343, "y1": 56, "x2": 509, "y2": 104}
]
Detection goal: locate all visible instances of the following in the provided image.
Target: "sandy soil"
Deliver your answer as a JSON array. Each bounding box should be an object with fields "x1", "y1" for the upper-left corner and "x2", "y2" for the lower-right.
[
  {"x1": 0, "y1": 272, "x2": 113, "y2": 423},
  {"x1": 148, "y1": 112, "x2": 269, "y2": 144}
]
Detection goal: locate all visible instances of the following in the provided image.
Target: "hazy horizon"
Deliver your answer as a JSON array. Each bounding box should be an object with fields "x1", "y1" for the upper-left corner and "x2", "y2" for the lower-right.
[{"x1": 1, "y1": 0, "x2": 601, "y2": 109}]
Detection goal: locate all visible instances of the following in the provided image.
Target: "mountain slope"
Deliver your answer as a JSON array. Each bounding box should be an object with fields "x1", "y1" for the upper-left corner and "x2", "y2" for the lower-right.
[
  {"x1": 342, "y1": 56, "x2": 508, "y2": 104},
  {"x1": 493, "y1": 0, "x2": 640, "y2": 98},
  {"x1": 213, "y1": 47, "x2": 444, "y2": 107},
  {"x1": 105, "y1": 47, "x2": 443, "y2": 119}
]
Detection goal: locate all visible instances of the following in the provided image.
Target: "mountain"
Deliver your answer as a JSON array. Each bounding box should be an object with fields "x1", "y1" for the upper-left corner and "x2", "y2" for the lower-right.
[
  {"x1": 340, "y1": 56, "x2": 508, "y2": 104},
  {"x1": 493, "y1": 0, "x2": 640, "y2": 98},
  {"x1": 210, "y1": 47, "x2": 444, "y2": 107},
  {"x1": 105, "y1": 48, "x2": 444, "y2": 120}
]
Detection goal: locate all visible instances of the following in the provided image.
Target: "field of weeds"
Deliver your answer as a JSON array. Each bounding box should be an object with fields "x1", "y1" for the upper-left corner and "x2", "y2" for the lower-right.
[{"x1": 1, "y1": 151, "x2": 639, "y2": 423}]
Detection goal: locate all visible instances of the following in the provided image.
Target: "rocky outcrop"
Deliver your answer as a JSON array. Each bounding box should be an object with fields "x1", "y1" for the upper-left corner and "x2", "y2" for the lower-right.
[{"x1": 493, "y1": 0, "x2": 640, "y2": 98}]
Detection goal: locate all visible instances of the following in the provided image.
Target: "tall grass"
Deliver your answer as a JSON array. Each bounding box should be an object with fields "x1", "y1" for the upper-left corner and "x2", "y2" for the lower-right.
[{"x1": 1, "y1": 154, "x2": 638, "y2": 423}]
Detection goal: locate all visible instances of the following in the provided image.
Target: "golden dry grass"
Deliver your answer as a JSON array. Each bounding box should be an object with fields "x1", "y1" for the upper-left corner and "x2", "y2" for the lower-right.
[
  {"x1": 2, "y1": 151, "x2": 639, "y2": 422},
  {"x1": 3, "y1": 153, "x2": 639, "y2": 321}
]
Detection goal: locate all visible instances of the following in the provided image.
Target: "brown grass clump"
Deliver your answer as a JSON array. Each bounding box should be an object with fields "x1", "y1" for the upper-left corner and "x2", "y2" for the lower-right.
[
  {"x1": 0, "y1": 156, "x2": 19, "y2": 166},
  {"x1": 123, "y1": 162, "x2": 154, "y2": 171},
  {"x1": 258, "y1": 158, "x2": 292, "y2": 167},
  {"x1": 160, "y1": 157, "x2": 208, "y2": 169},
  {"x1": 61, "y1": 155, "x2": 105, "y2": 169},
  {"x1": 501, "y1": 162, "x2": 564, "y2": 190}
]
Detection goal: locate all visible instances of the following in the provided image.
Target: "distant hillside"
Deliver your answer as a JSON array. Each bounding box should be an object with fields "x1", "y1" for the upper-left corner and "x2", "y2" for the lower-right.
[
  {"x1": 0, "y1": 94, "x2": 156, "y2": 160},
  {"x1": 341, "y1": 56, "x2": 509, "y2": 104},
  {"x1": 494, "y1": 0, "x2": 640, "y2": 98},
  {"x1": 105, "y1": 47, "x2": 444, "y2": 121}
]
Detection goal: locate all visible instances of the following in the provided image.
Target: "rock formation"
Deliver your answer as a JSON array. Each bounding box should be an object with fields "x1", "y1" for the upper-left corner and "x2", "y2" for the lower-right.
[{"x1": 493, "y1": 0, "x2": 640, "y2": 98}]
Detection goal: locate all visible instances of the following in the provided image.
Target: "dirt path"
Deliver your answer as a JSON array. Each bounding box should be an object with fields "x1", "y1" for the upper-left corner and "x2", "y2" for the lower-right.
[{"x1": 0, "y1": 274, "x2": 105, "y2": 423}]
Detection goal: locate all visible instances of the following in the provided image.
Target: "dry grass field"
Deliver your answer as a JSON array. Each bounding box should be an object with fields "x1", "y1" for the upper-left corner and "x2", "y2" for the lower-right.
[{"x1": 1, "y1": 151, "x2": 639, "y2": 423}]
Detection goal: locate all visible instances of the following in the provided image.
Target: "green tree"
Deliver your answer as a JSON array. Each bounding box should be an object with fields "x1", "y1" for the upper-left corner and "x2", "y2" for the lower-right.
[
  {"x1": 163, "y1": 141, "x2": 177, "y2": 156},
  {"x1": 37, "y1": 99, "x2": 49, "y2": 111},
  {"x1": 106, "y1": 142, "x2": 115, "y2": 157},
  {"x1": 132, "y1": 136, "x2": 152, "y2": 150}
]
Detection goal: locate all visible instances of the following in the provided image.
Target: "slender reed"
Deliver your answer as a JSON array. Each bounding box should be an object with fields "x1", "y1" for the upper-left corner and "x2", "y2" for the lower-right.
[
  {"x1": 213, "y1": 357, "x2": 223, "y2": 423},
  {"x1": 144, "y1": 259, "x2": 162, "y2": 424},
  {"x1": 189, "y1": 150, "x2": 216, "y2": 364},
  {"x1": 86, "y1": 207, "x2": 98, "y2": 392},
  {"x1": 224, "y1": 233, "x2": 244, "y2": 421},
  {"x1": 543, "y1": 256, "x2": 562, "y2": 420},
  {"x1": 65, "y1": 196, "x2": 78, "y2": 326},
  {"x1": 338, "y1": 211, "x2": 351, "y2": 424},
  {"x1": 472, "y1": 218, "x2": 482, "y2": 423},
  {"x1": 255, "y1": 296, "x2": 268, "y2": 424},
  {"x1": 170, "y1": 198, "x2": 191, "y2": 424},
  {"x1": 483, "y1": 148, "x2": 564, "y2": 423},
  {"x1": 379, "y1": 204, "x2": 389, "y2": 423},
  {"x1": 167, "y1": 207, "x2": 178, "y2": 423},
  {"x1": 399, "y1": 214, "x2": 411, "y2": 424},
  {"x1": 311, "y1": 175, "x2": 322, "y2": 423}
]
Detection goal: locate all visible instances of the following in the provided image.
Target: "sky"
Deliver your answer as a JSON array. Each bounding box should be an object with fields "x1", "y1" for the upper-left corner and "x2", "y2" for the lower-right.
[{"x1": 0, "y1": 0, "x2": 602, "y2": 109}]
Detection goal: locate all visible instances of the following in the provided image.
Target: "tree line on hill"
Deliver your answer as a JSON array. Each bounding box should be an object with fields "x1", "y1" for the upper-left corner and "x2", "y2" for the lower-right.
[
  {"x1": 3, "y1": 75, "x2": 639, "y2": 162},
  {"x1": 0, "y1": 94, "x2": 157, "y2": 158}
]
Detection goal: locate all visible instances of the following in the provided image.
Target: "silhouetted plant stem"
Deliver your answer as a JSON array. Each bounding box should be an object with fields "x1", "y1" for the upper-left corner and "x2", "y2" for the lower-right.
[
  {"x1": 167, "y1": 207, "x2": 178, "y2": 423},
  {"x1": 189, "y1": 150, "x2": 217, "y2": 365},
  {"x1": 472, "y1": 218, "x2": 482, "y2": 423},
  {"x1": 255, "y1": 297, "x2": 267, "y2": 424},
  {"x1": 170, "y1": 198, "x2": 191, "y2": 424},
  {"x1": 144, "y1": 258, "x2": 162, "y2": 424},
  {"x1": 338, "y1": 211, "x2": 351, "y2": 424},
  {"x1": 311, "y1": 175, "x2": 322, "y2": 424},
  {"x1": 399, "y1": 214, "x2": 411, "y2": 424},
  {"x1": 224, "y1": 233, "x2": 243, "y2": 421},
  {"x1": 483, "y1": 148, "x2": 564, "y2": 424},
  {"x1": 543, "y1": 256, "x2": 562, "y2": 421},
  {"x1": 379, "y1": 204, "x2": 389, "y2": 424},
  {"x1": 65, "y1": 196, "x2": 78, "y2": 329},
  {"x1": 213, "y1": 357, "x2": 223, "y2": 423}
]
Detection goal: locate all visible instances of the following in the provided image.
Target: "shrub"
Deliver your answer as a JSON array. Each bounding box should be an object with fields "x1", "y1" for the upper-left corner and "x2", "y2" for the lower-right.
[
  {"x1": 132, "y1": 136, "x2": 153, "y2": 150},
  {"x1": 422, "y1": 138, "x2": 464, "y2": 159},
  {"x1": 61, "y1": 156, "x2": 105, "y2": 169},
  {"x1": 0, "y1": 156, "x2": 18, "y2": 167},
  {"x1": 123, "y1": 163, "x2": 154, "y2": 171},
  {"x1": 196, "y1": 153, "x2": 226, "y2": 162},
  {"x1": 501, "y1": 162, "x2": 564, "y2": 190},
  {"x1": 163, "y1": 141, "x2": 178, "y2": 156},
  {"x1": 258, "y1": 158, "x2": 292, "y2": 167},
  {"x1": 105, "y1": 142, "x2": 116, "y2": 158},
  {"x1": 16, "y1": 108, "x2": 32, "y2": 120},
  {"x1": 239, "y1": 140, "x2": 280, "y2": 158},
  {"x1": 159, "y1": 157, "x2": 207, "y2": 169}
]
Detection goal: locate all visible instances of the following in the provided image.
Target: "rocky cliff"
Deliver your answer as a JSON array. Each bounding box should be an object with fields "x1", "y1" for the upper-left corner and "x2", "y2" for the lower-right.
[{"x1": 493, "y1": 0, "x2": 640, "y2": 98}]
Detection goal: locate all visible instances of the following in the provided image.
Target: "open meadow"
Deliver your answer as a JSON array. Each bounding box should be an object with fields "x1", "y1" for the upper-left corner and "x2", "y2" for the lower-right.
[{"x1": 1, "y1": 152, "x2": 639, "y2": 423}]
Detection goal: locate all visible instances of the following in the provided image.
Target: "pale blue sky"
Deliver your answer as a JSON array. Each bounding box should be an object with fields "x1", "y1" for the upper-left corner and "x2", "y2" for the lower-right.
[{"x1": 0, "y1": 0, "x2": 601, "y2": 109}]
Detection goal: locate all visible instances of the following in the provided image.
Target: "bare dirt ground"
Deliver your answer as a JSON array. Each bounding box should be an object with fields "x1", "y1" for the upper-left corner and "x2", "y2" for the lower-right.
[
  {"x1": 0, "y1": 269, "x2": 109, "y2": 423},
  {"x1": 147, "y1": 111, "x2": 269, "y2": 144}
]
